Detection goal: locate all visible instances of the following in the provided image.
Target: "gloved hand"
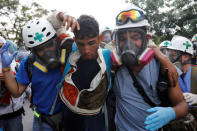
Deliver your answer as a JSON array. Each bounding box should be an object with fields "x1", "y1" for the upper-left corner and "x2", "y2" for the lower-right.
[
  {"x1": 183, "y1": 92, "x2": 197, "y2": 105},
  {"x1": 144, "y1": 107, "x2": 176, "y2": 131},
  {"x1": 1, "y1": 41, "x2": 17, "y2": 68}
]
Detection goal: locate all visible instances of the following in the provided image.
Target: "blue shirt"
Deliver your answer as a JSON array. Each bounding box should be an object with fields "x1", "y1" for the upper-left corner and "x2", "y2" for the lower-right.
[
  {"x1": 15, "y1": 56, "x2": 62, "y2": 115},
  {"x1": 178, "y1": 65, "x2": 191, "y2": 93},
  {"x1": 113, "y1": 59, "x2": 160, "y2": 131}
]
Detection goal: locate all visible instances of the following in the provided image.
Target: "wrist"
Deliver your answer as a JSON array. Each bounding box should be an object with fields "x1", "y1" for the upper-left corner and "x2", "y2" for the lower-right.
[
  {"x1": 57, "y1": 12, "x2": 63, "y2": 21},
  {"x1": 2, "y1": 67, "x2": 11, "y2": 73},
  {"x1": 168, "y1": 107, "x2": 176, "y2": 120},
  {"x1": 57, "y1": 12, "x2": 66, "y2": 22}
]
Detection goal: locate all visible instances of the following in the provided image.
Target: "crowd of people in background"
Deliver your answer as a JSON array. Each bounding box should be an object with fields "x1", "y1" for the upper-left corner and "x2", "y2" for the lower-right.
[{"x1": 0, "y1": 3, "x2": 196, "y2": 131}]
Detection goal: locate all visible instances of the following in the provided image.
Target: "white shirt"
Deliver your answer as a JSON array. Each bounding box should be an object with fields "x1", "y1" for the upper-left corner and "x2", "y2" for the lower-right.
[{"x1": 0, "y1": 53, "x2": 31, "y2": 115}]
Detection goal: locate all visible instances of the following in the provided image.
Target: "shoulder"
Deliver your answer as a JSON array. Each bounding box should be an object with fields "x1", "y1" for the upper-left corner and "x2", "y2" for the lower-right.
[
  {"x1": 20, "y1": 56, "x2": 29, "y2": 67},
  {"x1": 149, "y1": 58, "x2": 160, "y2": 68},
  {"x1": 15, "y1": 56, "x2": 31, "y2": 85},
  {"x1": 16, "y1": 56, "x2": 30, "y2": 73},
  {"x1": 141, "y1": 58, "x2": 160, "y2": 76}
]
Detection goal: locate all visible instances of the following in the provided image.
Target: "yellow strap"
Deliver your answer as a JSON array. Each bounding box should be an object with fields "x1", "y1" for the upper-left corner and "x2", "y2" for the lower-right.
[
  {"x1": 33, "y1": 61, "x2": 48, "y2": 72},
  {"x1": 34, "y1": 107, "x2": 40, "y2": 117},
  {"x1": 60, "y1": 49, "x2": 66, "y2": 64}
]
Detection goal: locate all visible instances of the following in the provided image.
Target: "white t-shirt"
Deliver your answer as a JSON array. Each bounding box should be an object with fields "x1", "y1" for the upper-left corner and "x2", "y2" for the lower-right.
[{"x1": 0, "y1": 54, "x2": 31, "y2": 115}]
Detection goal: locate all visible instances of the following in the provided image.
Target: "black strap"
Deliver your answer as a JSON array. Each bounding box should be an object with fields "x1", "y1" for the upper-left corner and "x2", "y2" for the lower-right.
[
  {"x1": 38, "y1": 116, "x2": 44, "y2": 131},
  {"x1": 127, "y1": 67, "x2": 156, "y2": 107},
  {"x1": 27, "y1": 54, "x2": 36, "y2": 81},
  {"x1": 0, "y1": 107, "x2": 25, "y2": 120}
]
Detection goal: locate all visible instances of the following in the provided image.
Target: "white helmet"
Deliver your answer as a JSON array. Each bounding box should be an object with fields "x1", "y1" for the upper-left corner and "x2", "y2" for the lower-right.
[
  {"x1": 22, "y1": 18, "x2": 56, "y2": 48},
  {"x1": 100, "y1": 27, "x2": 111, "y2": 34},
  {"x1": 191, "y1": 34, "x2": 197, "y2": 42},
  {"x1": 115, "y1": 4, "x2": 150, "y2": 30},
  {"x1": 159, "y1": 40, "x2": 172, "y2": 48},
  {"x1": 168, "y1": 35, "x2": 193, "y2": 55}
]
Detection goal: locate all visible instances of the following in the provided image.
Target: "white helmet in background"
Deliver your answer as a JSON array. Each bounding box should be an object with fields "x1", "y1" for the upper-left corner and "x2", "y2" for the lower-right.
[
  {"x1": 159, "y1": 40, "x2": 172, "y2": 48},
  {"x1": 169, "y1": 35, "x2": 193, "y2": 55},
  {"x1": 115, "y1": 4, "x2": 150, "y2": 30},
  {"x1": 191, "y1": 34, "x2": 197, "y2": 57},
  {"x1": 192, "y1": 34, "x2": 197, "y2": 42},
  {"x1": 100, "y1": 27, "x2": 111, "y2": 34},
  {"x1": 22, "y1": 18, "x2": 56, "y2": 48}
]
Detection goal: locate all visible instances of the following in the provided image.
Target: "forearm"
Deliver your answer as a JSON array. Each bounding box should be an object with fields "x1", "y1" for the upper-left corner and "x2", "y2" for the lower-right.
[
  {"x1": 169, "y1": 82, "x2": 188, "y2": 119},
  {"x1": 47, "y1": 11, "x2": 64, "y2": 31},
  {"x1": 173, "y1": 101, "x2": 188, "y2": 119},
  {"x1": 3, "y1": 68, "x2": 25, "y2": 97}
]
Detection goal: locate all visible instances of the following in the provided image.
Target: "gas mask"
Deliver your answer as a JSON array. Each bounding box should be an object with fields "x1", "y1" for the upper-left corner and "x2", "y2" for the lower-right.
[
  {"x1": 102, "y1": 31, "x2": 112, "y2": 44},
  {"x1": 160, "y1": 48, "x2": 170, "y2": 56},
  {"x1": 166, "y1": 49, "x2": 182, "y2": 70},
  {"x1": 32, "y1": 36, "x2": 61, "y2": 70},
  {"x1": 167, "y1": 49, "x2": 192, "y2": 70},
  {"x1": 116, "y1": 28, "x2": 154, "y2": 68},
  {"x1": 193, "y1": 41, "x2": 197, "y2": 57}
]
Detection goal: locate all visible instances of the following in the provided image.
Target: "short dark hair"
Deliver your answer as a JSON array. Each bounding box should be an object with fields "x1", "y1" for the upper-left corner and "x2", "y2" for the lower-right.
[{"x1": 74, "y1": 15, "x2": 99, "y2": 40}]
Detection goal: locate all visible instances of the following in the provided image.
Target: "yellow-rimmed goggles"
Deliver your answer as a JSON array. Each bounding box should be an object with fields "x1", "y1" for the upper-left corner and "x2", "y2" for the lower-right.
[{"x1": 116, "y1": 9, "x2": 147, "y2": 25}]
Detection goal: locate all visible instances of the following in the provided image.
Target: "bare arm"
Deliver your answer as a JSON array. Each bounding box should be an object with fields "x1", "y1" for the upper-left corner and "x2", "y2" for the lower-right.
[
  {"x1": 152, "y1": 47, "x2": 178, "y2": 87},
  {"x1": 56, "y1": 12, "x2": 80, "y2": 32},
  {"x1": 169, "y1": 82, "x2": 188, "y2": 119},
  {"x1": 47, "y1": 11, "x2": 80, "y2": 32},
  {"x1": 3, "y1": 68, "x2": 26, "y2": 98}
]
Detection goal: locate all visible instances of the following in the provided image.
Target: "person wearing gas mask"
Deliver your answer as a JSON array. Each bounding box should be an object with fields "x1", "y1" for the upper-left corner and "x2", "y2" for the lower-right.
[
  {"x1": 101, "y1": 27, "x2": 112, "y2": 44},
  {"x1": 166, "y1": 36, "x2": 197, "y2": 130},
  {"x1": 99, "y1": 27, "x2": 112, "y2": 48},
  {"x1": 45, "y1": 10, "x2": 179, "y2": 131},
  {"x1": 0, "y1": 12, "x2": 79, "y2": 131},
  {"x1": 159, "y1": 40, "x2": 183, "y2": 76},
  {"x1": 159, "y1": 36, "x2": 197, "y2": 130},
  {"x1": 159, "y1": 40, "x2": 171, "y2": 55},
  {"x1": 15, "y1": 45, "x2": 30, "y2": 63},
  {"x1": 0, "y1": 37, "x2": 31, "y2": 131},
  {"x1": 191, "y1": 34, "x2": 197, "y2": 65},
  {"x1": 112, "y1": 4, "x2": 188, "y2": 131},
  {"x1": 164, "y1": 36, "x2": 196, "y2": 93}
]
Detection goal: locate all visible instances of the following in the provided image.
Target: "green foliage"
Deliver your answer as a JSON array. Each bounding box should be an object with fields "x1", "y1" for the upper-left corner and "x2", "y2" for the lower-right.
[
  {"x1": 0, "y1": 0, "x2": 49, "y2": 45},
  {"x1": 126, "y1": 0, "x2": 197, "y2": 45}
]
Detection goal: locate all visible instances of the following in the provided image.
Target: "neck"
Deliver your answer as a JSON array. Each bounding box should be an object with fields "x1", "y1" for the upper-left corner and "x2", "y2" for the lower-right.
[
  {"x1": 132, "y1": 64, "x2": 144, "y2": 75},
  {"x1": 182, "y1": 64, "x2": 191, "y2": 73}
]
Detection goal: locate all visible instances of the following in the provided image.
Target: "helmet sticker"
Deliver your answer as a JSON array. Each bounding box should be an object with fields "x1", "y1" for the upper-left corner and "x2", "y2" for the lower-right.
[
  {"x1": 34, "y1": 32, "x2": 44, "y2": 42},
  {"x1": 164, "y1": 41, "x2": 169, "y2": 46},
  {"x1": 183, "y1": 41, "x2": 191, "y2": 50}
]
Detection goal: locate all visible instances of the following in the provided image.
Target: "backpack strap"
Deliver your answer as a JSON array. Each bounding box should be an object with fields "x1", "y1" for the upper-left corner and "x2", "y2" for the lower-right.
[
  {"x1": 127, "y1": 66, "x2": 156, "y2": 107},
  {"x1": 26, "y1": 54, "x2": 36, "y2": 81},
  {"x1": 102, "y1": 49, "x2": 112, "y2": 131},
  {"x1": 102, "y1": 49, "x2": 112, "y2": 92},
  {"x1": 191, "y1": 65, "x2": 197, "y2": 94},
  {"x1": 26, "y1": 54, "x2": 36, "y2": 107}
]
